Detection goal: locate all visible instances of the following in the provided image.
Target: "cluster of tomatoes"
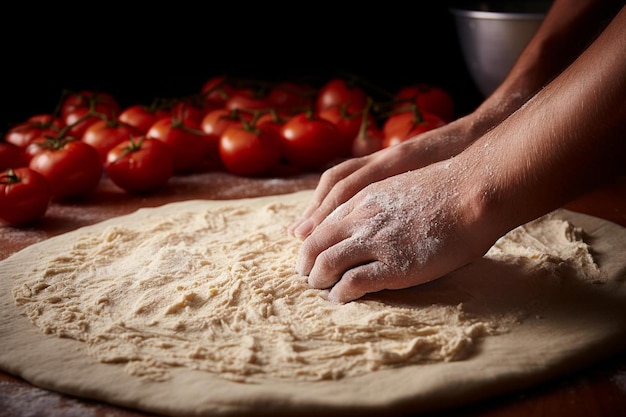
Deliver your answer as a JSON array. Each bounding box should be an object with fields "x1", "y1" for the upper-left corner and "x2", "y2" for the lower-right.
[{"x1": 0, "y1": 75, "x2": 455, "y2": 227}]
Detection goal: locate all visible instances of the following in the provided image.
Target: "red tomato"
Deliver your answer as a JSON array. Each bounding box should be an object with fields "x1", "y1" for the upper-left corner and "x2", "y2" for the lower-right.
[
  {"x1": 171, "y1": 97, "x2": 221, "y2": 125},
  {"x1": 267, "y1": 81, "x2": 315, "y2": 112},
  {"x1": 26, "y1": 113, "x2": 65, "y2": 130},
  {"x1": 280, "y1": 112, "x2": 344, "y2": 171},
  {"x1": 61, "y1": 90, "x2": 121, "y2": 139},
  {"x1": 255, "y1": 110, "x2": 291, "y2": 136},
  {"x1": 147, "y1": 117, "x2": 210, "y2": 174},
  {"x1": 318, "y1": 104, "x2": 378, "y2": 158},
  {"x1": 64, "y1": 107, "x2": 105, "y2": 140},
  {"x1": 382, "y1": 110, "x2": 413, "y2": 138},
  {"x1": 106, "y1": 137, "x2": 174, "y2": 194},
  {"x1": 29, "y1": 139, "x2": 103, "y2": 199},
  {"x1": 352, "y1": 124, "x2": 384, "y2": 158},
  {"x1": 0, "y1": 142, "x2": 28, "y2": 170},
  {"x1": 23, "y1": 136, "x2": 51, "y2": 164},
  {"x1": 201, "y1": 75, "x2": 237, "y2": 106},
  {"x1": 0, "y1": 167, "x2": 52, "y2": 226},
  {"x1": 82, "y1": 118, "x2": 142, "y2": 164},
  {"x1": 201, "y1": 108, "x2": 251, "y2": 137},
  {"x1": 393, "y1": 84, "x2": 455, "y2": 123},
  {"x1": 118, "y1": 104, "x2": 170, "y2": 134},
  {"x1": 315, "y1": 78, "x2": 369, "y2": 113},
  {"x1": 60, "y1": 90, "x2": 120, "y2": 122},
  {"x1": 219, "y1": 124, "x2": 283, "y2": 176},
  {"x1": 224, "y1": 88, "x2": 272, "y2": 112},
  {"x1": 5, "y1": 119, "x2": 60, "y2": 149},
  {"x1": 382, "y1": 110, "x2": 446, "y2": 148},
  {"x1": 200, "y1": 108, "x2": 252, "y2": 164}
]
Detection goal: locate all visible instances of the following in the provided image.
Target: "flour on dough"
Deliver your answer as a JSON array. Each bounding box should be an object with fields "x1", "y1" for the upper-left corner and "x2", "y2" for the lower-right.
[{"x1": 10, "y1": 193, "x2": 601, "y2": 383}]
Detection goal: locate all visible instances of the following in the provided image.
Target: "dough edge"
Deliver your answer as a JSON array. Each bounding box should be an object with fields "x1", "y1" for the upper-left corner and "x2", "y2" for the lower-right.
[{"x1": 1, "y1": 190, "x2": 626, "y2": 417}]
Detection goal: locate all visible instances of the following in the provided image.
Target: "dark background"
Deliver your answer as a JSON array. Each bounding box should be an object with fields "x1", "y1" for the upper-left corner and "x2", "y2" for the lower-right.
[{"x1": 2, "y1": 1, "x2": 486, "y2": 132}]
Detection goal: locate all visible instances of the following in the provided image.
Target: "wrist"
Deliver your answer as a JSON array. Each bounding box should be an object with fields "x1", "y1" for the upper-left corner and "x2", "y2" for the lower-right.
[{"x1": 450, "y1": 139, "x2": 534, "y2": 258}]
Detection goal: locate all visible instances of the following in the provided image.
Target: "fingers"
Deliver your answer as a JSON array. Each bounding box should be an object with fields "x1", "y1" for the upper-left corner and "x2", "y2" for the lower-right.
[
  {"x1": 296, "y1": 225, "x2": 391, "y2": 304},
  {"x1": 291, "y1": 158, "x2": 393, "y2": 240},
  {"x1": 294, "y1": 202, "x2": 351, "y2": 277},
  {"x1": 288, "y1": 158, "x2": 368, "y2": 238},
  {"x1": 328, "y1": 262, "x2": 390, "y2": 304},
  {"x1": 304, "y1": 236, "x2": 375, "y2": 290},
  {"x1": 294, "y1": 201, "x2": 400, "y2": 304},
  {"x1": 289, "y1": 137, "x2": 450, "y2": 239}
]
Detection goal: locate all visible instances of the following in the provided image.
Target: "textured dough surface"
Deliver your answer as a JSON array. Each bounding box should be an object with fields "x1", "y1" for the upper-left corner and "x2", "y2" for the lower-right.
[{"x1": 1, "y1": 190, "x2": 626, "y2": 417}]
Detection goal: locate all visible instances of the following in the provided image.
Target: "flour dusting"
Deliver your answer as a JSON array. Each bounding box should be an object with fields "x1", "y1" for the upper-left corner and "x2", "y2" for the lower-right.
[{"x1": 10, "y1": 192, "x2": 601, "y2": 384}]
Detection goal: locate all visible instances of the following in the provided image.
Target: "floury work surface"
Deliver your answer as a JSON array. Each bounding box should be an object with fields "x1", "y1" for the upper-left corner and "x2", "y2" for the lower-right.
[{"x1": 0, "y1": 172, "x2": 626, "y2": 417}]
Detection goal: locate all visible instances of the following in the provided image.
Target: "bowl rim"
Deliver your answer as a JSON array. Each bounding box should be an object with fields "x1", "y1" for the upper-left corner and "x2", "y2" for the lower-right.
[{"x1": 449, "y1": 8, "x2": 546, "y2": 20}]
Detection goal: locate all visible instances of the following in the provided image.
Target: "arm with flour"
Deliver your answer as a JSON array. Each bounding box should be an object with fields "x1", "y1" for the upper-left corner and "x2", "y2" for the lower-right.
[
  {"x1": 289, "y1": 0, "x2": 624, "y2": 240},
  {"x1": 294, "y1": 5, "x2": 626, "y2": 303}
]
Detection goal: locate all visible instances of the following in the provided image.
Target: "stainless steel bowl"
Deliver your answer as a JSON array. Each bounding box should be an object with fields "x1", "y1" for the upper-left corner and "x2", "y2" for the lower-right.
[{"x1": 450, "y1": 1, "x2": 551, "y2": 97}]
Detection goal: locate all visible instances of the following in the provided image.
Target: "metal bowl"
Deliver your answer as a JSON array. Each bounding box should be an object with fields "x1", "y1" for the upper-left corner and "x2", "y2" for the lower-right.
[{"x1": 450, "y1": 1, "x2": 551, "y2": 97}]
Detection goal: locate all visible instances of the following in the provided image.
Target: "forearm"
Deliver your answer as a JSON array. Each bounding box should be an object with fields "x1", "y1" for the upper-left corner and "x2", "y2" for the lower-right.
[
  {"x1": 414, "y1": 0, "x2": 623, "y2": 165},
  {"x1": 461, "y1": 5, "x2": 626, "y2": 243},
  {"x1": 472, "y1": 0, "x2": 624, "y2": 133}
]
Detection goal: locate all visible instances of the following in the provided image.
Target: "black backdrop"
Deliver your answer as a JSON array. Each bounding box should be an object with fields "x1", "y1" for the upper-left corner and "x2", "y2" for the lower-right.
[{"x1": 2, "y1": 1, "x2": 484, "y2": 131}]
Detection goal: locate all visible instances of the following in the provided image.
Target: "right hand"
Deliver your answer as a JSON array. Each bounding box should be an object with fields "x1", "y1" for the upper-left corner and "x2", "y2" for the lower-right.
[
  {"x1": 294, "y1": 158, "x2": 495, "y2": 304},
  {"x1": 289, "y1": 116, "x2": 478, "y2": 240}
]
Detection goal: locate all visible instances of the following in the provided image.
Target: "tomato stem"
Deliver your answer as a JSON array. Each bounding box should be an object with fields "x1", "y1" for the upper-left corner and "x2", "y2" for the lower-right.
[
  {"x1": 0, "y1": 169, "x2": 21, "y2": 185},
  {"x1": 357, "y1": 98, "x2": 374, "y2": 138},
  {"x1": 410, "y1": 103, "x2": 424, "y2": 125},
  {"x1": 113, "y1": 135, "x2": 145, "y2": 163}
]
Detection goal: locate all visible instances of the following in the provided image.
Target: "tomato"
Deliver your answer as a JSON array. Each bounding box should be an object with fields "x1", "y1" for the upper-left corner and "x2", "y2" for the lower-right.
[
  {"x1": 201, "y1": 108, "x2": 251, "y2": 137},
  {"x1": 267, "y1": 81, "x2": 315, "y2": 112},
  {"x1": 351, "y1": 123, "x2": 384, "y2": 158},
  {"x1": 382, "y1": 110, "x2": 413, "y2": 138},
  {"x1": 147, "y1": 117, "x2": 210, "y2": 174},
  {"x1": 200, "y1": 75, "x2": 237, "y2": 106},
  {"x1": 393, "y1": 84, "x2": 455, "y2": 123},
  {"x1": 82, "y1": 118, "x2": 142, "y2": 164},
  {"x1": 23, "y1": 136, "x2": 51, "y2": 164},
  {"x1": 26, "y1": 114, "x2": 65, "y2": 130},
  {"x1": 315, "y1": 78, "x2": 369, "y2": 113},
  {"x1": 219, "y1": 123, "x2": 283, "y2": 176},
  {"x1": 382, "y1": 109, "x2": 446, "y2": 148},
  {"x1": 201, "y1": 108, "x2": 252, "y2": 165},
  {"x1": 0, "y1": 167, "x2": 52, "y2": 226},
  {"x1": 106, "y1": 137, "x2": 174, "y2": 194},
  {"x1": 224, "y1": 88, "x2": 272, "y2": 112},
  {"x1": 5, "y1": 116, "x2": 61, "y2": 149},
  {"x1": 61, "y1": 90, "x2": 121, "y2": 139},
  {"x1": 64, "y1": 107, "x2": 106, "y2": 140},
  {"x1": 29, "y1": 138, "x2": 103, "y2": 199},
  {"x1": 171, "y1": 97, "x2": 221, "y2": 125},
  {"x1": 255, "y1": 110, "x2": 291, "y2": 136},
  {"x1": 280, "y1": 112, "x2": 344, "y2": 171},
  {"x1": 118, "y1": 103, "x2": 170, "y2": 134},
  {"x1": 60, "y1": 90, "x2": 121, "y2": 122},
  {"x1": 318, "y1": 104, "x2": 378, "y2": 158},
  {"x1": 0, "y1": 142, "x2": 28, "y2": 170}
]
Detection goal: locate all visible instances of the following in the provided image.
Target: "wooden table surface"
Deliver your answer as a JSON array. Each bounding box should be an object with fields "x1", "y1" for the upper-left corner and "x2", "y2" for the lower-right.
[{"x1": 1, "y1": 171, "x2": 626, "y2": 417}]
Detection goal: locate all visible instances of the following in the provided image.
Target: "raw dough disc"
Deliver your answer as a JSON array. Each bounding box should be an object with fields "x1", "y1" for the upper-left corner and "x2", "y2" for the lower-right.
[{"x1": 1, "y1": 190, "x2": 626, "y2": 417}]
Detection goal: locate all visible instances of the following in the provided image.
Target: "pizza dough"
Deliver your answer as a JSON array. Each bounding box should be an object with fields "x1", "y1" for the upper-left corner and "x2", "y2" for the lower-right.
[{"x1": 1, "y1": 190, "x2": 626, "y2": 417}]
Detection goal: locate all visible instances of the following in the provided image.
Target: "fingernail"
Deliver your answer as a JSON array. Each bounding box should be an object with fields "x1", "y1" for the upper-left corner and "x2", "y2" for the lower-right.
[
  {"x1": 294, "y1": 218, "x2": 314, "y2": 240},
  {"x1": 327, "y1": 292, "x2": 339, "y2": 304},
  {"x1": 327, "y1": 289, "x2": 344, "y2": 304},
  {"x1": 295, "y1": 254, "x2": 307, "y2": 276},
  {"x1": 287, "y1": 220, "x2": 300, "y2": 236}
]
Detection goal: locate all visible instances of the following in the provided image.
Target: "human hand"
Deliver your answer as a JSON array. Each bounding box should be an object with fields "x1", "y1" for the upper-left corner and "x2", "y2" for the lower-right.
[
  {"x1": 295, "y1": 160, "x2": 493, "y2": 303},
  {"x1": 289, "y1": 117, "x2": 476, "y2": 240}
]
